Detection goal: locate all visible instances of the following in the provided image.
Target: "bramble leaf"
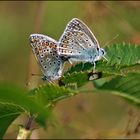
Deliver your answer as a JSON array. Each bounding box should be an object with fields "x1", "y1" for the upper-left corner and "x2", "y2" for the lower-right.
[
  {"x1": 93, "y1": 73, "x2": 140, "y2": 107},
  {"x1": 30, "y1": 84, "x2": 77, "y2": 108},
  {"x1": 0, "y1": 84, "x2": 50, "y2": 138},
  {"x1": 0, "y1": 103, "x2": 22, "y2": 139}
]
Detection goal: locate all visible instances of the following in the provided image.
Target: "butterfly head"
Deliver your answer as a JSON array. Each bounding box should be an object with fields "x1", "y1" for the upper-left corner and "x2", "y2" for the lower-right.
[
  {"x1": 99, "y1": 48, "x2": 106, "y2": 57},
  {"x1": 94, "y1": 48, "x2": 107, "y2": 61}
]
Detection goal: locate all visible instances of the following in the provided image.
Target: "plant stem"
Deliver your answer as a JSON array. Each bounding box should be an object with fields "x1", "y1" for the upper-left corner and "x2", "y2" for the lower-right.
[
  {"x1": 25, "y1": 117, "x2": 34, "y2": 130},
  {"x1": 17, "y1": 2, "x2": 45, "y2": 139}
]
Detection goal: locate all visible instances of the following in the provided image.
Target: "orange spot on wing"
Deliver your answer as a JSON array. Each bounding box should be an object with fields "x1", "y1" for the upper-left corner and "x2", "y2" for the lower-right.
[
  {"x1": 42, "y1": 42, "x2": 46, "y2": 46},
  {"x1": 39, "y1": 47, "x2": 42, "y2": 51},
  {"x1": 62, "y1": 44, "x2": 67, "y2": 48},
  {"x1": 45, "y1": 42, "x2": 49, "y2": 46},
  {"x1": 63, "y1": 40, "x2": 68, "y2": 44},
  {"x1": 34, "y1": 38, "x2": 39, "y2": 42},
  {"x1": 50, "y1": 42, "x2": 57, "y2": 48}
]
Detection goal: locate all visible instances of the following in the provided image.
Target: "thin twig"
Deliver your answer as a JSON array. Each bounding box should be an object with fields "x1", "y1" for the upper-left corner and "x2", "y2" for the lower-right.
[{"x1": 25, "y1": 117, "x2": 34, "y2": 130}]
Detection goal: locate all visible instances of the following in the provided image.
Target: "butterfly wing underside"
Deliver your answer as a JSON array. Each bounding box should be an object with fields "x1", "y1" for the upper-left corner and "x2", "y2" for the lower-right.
[
  {"x1": 58, "y1": 18, "x2": 100, "y2": 58},
  {"x1": 29, "y1": 34, "x2": 63, "y2": 81}
]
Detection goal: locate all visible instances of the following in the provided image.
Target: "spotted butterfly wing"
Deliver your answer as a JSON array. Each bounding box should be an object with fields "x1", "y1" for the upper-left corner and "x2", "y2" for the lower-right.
[
  {"x1": 29, "y1": 34, "x2": 64, "y2": 81},
  {"x1": 58, "y1": 18, "x2": 105, "y2": 64}
]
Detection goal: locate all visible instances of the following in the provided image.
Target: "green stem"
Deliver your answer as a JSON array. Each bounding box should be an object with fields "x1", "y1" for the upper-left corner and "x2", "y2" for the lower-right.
[
  {"x1": 25, "y1": 117, "x2": 34, "y2": 130},
  {"x1": 17, "y1": 125, "x2": 32, "y2": 140}
]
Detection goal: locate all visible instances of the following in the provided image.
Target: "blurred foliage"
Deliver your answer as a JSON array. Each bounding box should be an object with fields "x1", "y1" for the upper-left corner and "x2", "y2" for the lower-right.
[
  {"x1": 0, "y1": 84, "x2": 50, "y2": 138},
  {"x1": 0, "y1": 1, "x2": 140, "y2": 139}
]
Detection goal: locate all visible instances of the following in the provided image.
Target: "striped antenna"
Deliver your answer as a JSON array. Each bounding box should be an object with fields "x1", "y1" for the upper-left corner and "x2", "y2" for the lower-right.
[{"x1": 103, "y1": 34, "x2": 119, "y2": 48}]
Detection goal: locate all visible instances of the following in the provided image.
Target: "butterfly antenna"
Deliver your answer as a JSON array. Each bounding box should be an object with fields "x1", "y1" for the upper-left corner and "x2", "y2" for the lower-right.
[
  {"x1": 31, "y1": 73, "x2": 55, "y2": 84},
  {"x1": 103, "y1": 56, "x2": 108, "y2": 62},
  {"x1": 102, "y1": 34, "x2": 119, "y2": 48},
  {"x1": 31, "y1": 73, "x2": 43, "y2": 80},
  {"x1": 31, "y1": 73, "x2": 42, "y2": 76}
]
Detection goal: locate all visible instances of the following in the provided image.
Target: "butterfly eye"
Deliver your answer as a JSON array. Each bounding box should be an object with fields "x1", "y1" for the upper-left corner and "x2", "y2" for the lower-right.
[{"x1": 101, "y1": 50, "x2": 105, "y2": 55}]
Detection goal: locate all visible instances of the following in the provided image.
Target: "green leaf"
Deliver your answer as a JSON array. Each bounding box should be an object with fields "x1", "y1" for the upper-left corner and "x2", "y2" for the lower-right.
[
  {"x1": 61, "y1": 43, "x2": 140, "y2": 86},
  {"x1": 0, "y1": 84, "x2": 50, "y2": 138},
  {"x1": 105, "y1": 43, "x2": 140, "y2": 67},
  {"x1": 93, "y1": 73, "x2": 140, "y2": 107},
  {"x1": 96, "y1": 43, "x2": 140, "y2": 75},
  {"x1": 61, "y1": 71, "x2": 104, "y2": 88},
  {"x1": 0, "y1": 103, "x2": 22, "y2": 139},
  {"x1": 30, "y1": 84, "x2": 77, "y2": 108}
]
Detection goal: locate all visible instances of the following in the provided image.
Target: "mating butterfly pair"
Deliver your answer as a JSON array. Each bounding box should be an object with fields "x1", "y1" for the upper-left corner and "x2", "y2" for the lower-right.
[{"x1": 29, "y1": 18, "x2": 106, "y2": 82}]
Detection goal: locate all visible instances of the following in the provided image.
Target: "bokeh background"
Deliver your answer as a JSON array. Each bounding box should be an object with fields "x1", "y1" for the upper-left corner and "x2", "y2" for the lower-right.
[{"x1": 1, "y1": 1, "x2": 140, "y2": 139}]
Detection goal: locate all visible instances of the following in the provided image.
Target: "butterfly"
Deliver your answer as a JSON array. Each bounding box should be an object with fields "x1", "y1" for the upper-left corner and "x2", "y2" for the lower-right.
[
  {"x1": 29, "y1": 34, "x2": 64, "y2": 81},
  {"x1": 57, "y1": 18, "x2": 107, "y2": 69}
]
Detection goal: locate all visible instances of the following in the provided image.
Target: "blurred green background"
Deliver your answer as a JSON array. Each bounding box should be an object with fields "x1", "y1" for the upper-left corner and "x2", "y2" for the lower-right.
[{"x1": 1, "y1": 1, "x2": 140, "y2": 139}]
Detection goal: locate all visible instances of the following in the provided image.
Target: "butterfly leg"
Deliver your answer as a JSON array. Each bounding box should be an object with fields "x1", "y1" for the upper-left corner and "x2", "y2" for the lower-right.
[
  {"x1": 42, "y1": 76, "x2": 54, "y2": 84},
  {"x1": 81, "y1": 62, "x2": 85, "y2": 70},
  {"x1": 92, "y1": 61, "x2": 96, "y2": 72},
  {"x1": 42, "y1": 75, "x2": 47, "y2": 81},
  {"x1": 49, "y1": 80, "x2": 55, "y2": 84},
  {"x1": 68, "y1": 59, "x2": 73, "y2": 65}
]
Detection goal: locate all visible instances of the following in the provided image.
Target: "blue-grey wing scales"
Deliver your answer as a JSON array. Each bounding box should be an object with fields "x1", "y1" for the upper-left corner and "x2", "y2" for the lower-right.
[{"x1": 29, "y1": 34, "x2": 64, "y2": 81}]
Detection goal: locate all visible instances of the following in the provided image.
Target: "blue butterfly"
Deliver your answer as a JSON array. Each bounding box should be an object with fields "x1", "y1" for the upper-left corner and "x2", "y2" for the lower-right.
[
  {"x1": 29, "y1": 34, "x2": 64, "y2": 81},
  {"x1": 57, "y1": 18, "x2": 107, "y2": 69}
]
